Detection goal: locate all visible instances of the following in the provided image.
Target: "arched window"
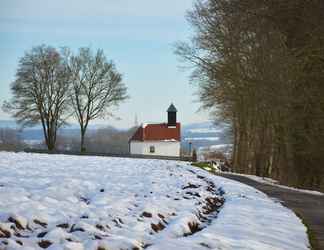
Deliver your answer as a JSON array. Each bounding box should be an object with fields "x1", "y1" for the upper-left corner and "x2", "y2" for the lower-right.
[{"x1": 150, "y1": 145, "x2": 155, "y2": 153}]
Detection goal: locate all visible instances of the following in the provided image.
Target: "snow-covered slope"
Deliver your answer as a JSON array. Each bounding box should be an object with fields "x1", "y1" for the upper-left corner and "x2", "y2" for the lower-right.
[{"x1": 0, "y1": 152, "x2": 309, "y2": 250}]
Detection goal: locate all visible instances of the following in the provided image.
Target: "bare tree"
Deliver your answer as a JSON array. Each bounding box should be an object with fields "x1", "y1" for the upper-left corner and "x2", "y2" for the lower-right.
[
  {"x1": 66, "y1": 48, "x2": 128, "y2": 152},
  {"x1": 3, "y1": 45, "x2": 70, "y2": 151}
]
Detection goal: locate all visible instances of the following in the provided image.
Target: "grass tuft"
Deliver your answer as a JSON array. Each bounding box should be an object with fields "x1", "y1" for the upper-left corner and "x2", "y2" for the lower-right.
[{"x1": 295, "y1": 212, "x2": 319, "y2": 250}]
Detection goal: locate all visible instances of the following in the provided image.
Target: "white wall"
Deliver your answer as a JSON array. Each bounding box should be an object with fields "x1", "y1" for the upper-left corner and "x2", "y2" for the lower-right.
[{"x1": 130, "y1": 141, "x2": 180, "y2": 157}]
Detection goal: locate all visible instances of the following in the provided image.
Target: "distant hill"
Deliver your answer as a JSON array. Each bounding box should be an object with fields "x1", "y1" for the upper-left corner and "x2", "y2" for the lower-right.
[{"x1": 0, "y1": 120, "x2": 19, "y2": 129}]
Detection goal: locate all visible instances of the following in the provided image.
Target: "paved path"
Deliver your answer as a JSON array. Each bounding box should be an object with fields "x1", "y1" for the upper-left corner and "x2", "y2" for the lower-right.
[{"x1": 216, "y1": 173, "x2": 324, "y2": 250}]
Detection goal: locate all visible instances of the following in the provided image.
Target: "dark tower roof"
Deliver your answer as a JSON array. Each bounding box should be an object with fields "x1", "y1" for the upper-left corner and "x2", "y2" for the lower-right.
[{"x1": 167, "y1": 103, "x2": 177, "y2": 112}]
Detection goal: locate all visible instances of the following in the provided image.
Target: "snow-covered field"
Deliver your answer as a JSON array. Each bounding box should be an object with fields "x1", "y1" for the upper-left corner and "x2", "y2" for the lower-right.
[{"x1": 0, "y1": 152, "x2": 309, "y2": 250}]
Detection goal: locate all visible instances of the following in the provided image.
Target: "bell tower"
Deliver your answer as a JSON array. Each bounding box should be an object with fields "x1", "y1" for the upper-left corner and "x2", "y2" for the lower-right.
[{"x1": 167, "y1": 103, "x2": 177, "y2": 127}]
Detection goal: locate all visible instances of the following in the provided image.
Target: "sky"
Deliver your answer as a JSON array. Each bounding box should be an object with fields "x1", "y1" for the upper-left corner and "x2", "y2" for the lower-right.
[{"x1": 0, "y1": 0, "x2": 209, "y2": 129}]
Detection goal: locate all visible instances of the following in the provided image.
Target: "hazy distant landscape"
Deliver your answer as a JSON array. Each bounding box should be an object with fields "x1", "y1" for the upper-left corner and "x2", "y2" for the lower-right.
[{"x1": 0, "y1": 120, "x2": 232, "y2": 154}]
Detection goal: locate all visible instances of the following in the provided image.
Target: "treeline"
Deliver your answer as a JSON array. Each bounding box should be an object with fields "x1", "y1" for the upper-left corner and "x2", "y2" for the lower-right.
[
  {"x1": 3, "y1": 45, "x2": 128, "y2": 153},
  {"x1": 0, "y1": 126, "x2": 136, "y2": 155},
  {"x1": 0, "y1": 128, "x2": 25, "y2": 151},
  {"x1": 56, "y1": 127, "x2": 137, "y2": 154},
  {"x1": 177, "y1": 0, "x2": 324, "y2": 191}
]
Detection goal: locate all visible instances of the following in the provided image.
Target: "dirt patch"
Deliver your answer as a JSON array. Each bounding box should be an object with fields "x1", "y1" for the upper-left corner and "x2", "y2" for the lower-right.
[
  {"x1": 184, "y1": 221, "x2": 201, "y2": 236},
  {"x1": 94, "y1": 235, "x2": 103, "y2": 240},
  {"x1": 70, "y1": 224, "x2": 85, "y2": 233},
  {"x1": 0, "y1": 227, "x2": 11, "y2": 238},
  {"x1": 112, "y1": 218, "x2": 123, "y2": 228},
  {"x1": 8, "y1": 217, "x2": 25, "y2": 230},
  {"x1": 80, "y1": 196, "x2": 90, "y2": 205},
  {"x1": 96, "y1": 224, "x2": 105, "y2": 231},
  {"x1": 38, "y1": 240, "x2": 52, "y2": 248},
  {"x1": 57, "y1": 223, "x2": 69, "y2": 229},
  {"x1": 200, "y1": 242, "x2": 211, "y2": 248},
  {"x1": 34, "y1": 219, "x2": 47, "y2": 228},
  {"x1": 37, "y1": 231, "x2": 47, "y2": 238},
  {"x1": 202, "y1": 196, "x2": 225, "y2": 215},
  {"x1": 15, "y1": 239, "x2": 23, "y2": 245},
  {"x1": 183, "y1": 183, "x2": 200, "y2": 189},
  {"x1": 185, "y1": 191, "x2": 201, "y2": 198},
  {"x1": 157, "y1": 214, "x2": 165, "y2": 219},
  {"x1": 141, "y1": 212, "x2": 153, "y2": 218},
  {"x1": 151, "y1": 222, "x2": 165, "y2": 233}
]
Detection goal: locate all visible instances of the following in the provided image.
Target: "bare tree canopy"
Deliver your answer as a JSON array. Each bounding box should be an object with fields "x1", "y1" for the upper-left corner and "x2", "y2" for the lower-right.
[
  {"x1": 65, "y1": 47, "x2": 128, "y2": 152},
  {"x1": 177, "y1": 0, "x2": 324, "y2": 191},
  {"x1": 3, "y1": 45, "x2": 70, "y2": 151}
]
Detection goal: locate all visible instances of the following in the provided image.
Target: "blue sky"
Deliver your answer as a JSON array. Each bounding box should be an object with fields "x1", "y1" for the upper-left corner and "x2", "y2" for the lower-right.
[{"x1": 0, "y1": 0, "x2": 209, "y2": 128}]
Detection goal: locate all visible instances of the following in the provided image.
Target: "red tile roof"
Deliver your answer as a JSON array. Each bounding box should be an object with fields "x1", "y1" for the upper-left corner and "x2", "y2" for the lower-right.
[{"x1": 130, "y1": 123, "x2": 181, "y2": 141}]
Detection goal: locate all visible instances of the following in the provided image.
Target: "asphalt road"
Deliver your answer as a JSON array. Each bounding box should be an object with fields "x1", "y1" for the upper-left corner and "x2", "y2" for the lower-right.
[{"x1": 216, "y1": 173, "x2": 324, "y2": 250}]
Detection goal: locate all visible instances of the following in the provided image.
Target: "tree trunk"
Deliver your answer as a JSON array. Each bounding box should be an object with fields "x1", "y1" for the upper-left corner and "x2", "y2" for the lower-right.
[
  {"x1": 46, "y1": 127, "x2": 56, "y2": 152},
  {"x1": 80, "y1": 128, "x2": 86, "y2": 153},
  {"x1": 47, "y1": 141, "x2": 55, "y2": 152}
]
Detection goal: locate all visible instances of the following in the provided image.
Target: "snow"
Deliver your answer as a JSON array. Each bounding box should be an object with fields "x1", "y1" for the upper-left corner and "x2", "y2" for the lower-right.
[
  {"x1": 188, "y1": 128, "x2": 224, "y2": 134},
  {"x1": 227, "y1": 172, "x2": 324, "y2": 196},
  {"x1": 0, "y1": 152, "x2": 310, "y2": 250},
  {"x1": 185, "y1": 137, "x2": 220, "y2": 141},
  {"x1": 198, "y1": 144, "x2": 233, "y2": 153},
  {"x1": 209, "y1": 144, "x2": 232, "y2": 150},
  {"x1": 23, "y1": 139, "x2": 43, "y2": 145},
  {"x1": 141, "y1": 122, "x2": 164, "y2": 128}
]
